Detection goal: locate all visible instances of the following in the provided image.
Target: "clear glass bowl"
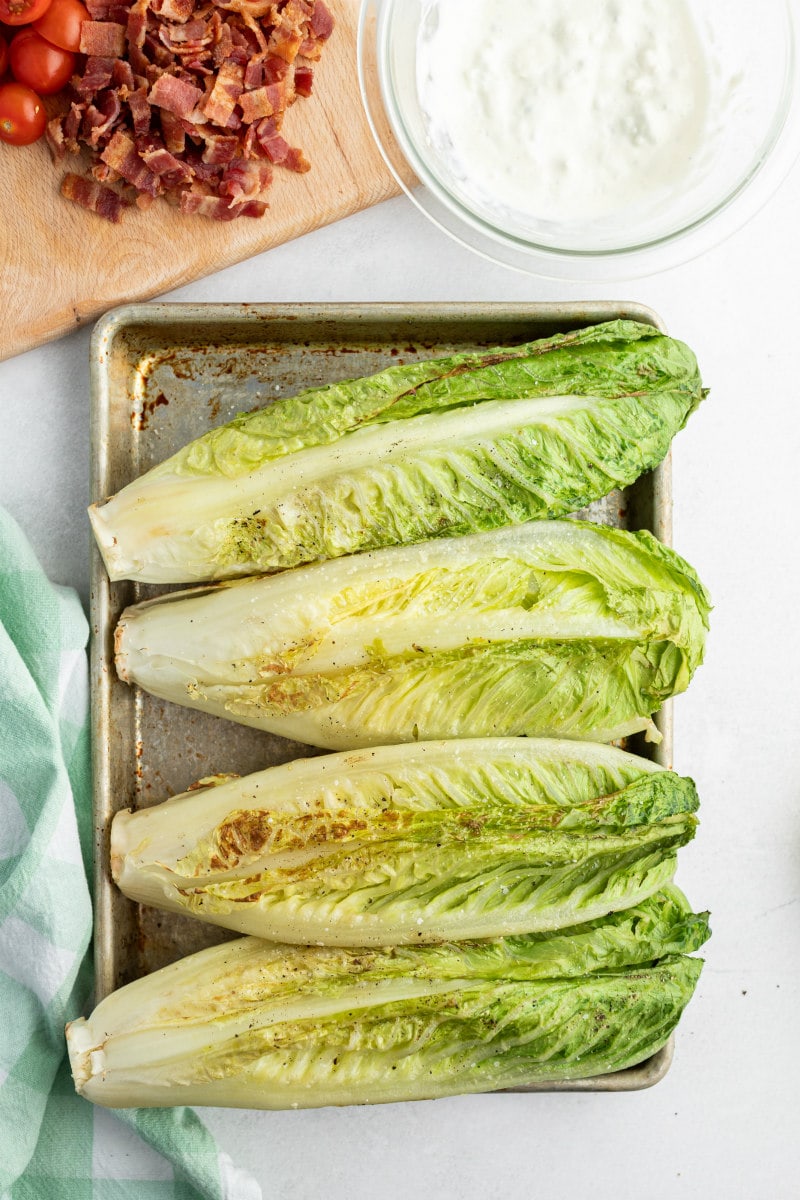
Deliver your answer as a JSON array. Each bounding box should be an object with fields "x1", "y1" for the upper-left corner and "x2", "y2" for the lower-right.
[{"x1": 358, "y1": 0, "x2": 800, "y2": 280}]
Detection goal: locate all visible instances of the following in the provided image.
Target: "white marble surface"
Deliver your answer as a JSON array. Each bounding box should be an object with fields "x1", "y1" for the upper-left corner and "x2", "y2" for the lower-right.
[{"x1": 2, "y1": 164, "x2": 799, "y2": 1199}]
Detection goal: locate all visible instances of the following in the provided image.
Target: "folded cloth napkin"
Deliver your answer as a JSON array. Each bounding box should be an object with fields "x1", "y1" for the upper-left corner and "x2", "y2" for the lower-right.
[{"x1": 0, "y1": 509, "x2": 261, "y2": 1200}]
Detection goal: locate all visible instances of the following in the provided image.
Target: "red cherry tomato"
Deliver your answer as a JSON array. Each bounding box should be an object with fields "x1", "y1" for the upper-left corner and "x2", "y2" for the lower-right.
[
  {"x1": 10, "y1": 27, "x2": 75, "y2": 92},
  {"x1": 0, "y1": 80, "x2": 46, "y2": 143},
  {"x1": 0, "y1": 0, "x2": 52, "y2": 26},
  {"x1": 0, "y1": 34, "x2": 8, "y2": 78},
  {"x1": 30, "y1": 0, "x2": 86, "y2": 51}
]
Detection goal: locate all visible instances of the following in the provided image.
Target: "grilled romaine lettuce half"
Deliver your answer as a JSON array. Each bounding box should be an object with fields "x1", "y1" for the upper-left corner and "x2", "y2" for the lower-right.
[
  {"x1": 116, "y1": 520, "x2": 710, "y2": 749},
  {"x1": 90, "y1": 320, "x2": 705, "y2": 583},
  {"x1": 67, "y1": 889, "x2": 708, "y2": 1109},
  {"x1": 111, "y1": 738, "x2": 699, "y2": 945}
]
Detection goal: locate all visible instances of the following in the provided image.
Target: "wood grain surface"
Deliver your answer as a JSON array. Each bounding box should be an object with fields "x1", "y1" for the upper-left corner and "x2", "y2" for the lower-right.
[{"x1": 0, "y1": 0, "x2": 398, "y2": 362}]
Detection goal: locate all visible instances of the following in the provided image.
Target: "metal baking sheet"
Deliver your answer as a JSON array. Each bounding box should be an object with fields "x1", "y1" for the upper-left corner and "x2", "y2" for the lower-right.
[{"x1": 90, "y1": 301, "x2": 675, "y2": 1094}]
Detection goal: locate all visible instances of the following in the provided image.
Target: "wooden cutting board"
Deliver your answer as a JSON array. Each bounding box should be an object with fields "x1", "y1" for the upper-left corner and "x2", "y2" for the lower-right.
[{"x1": 0, "y1": 0, "x2": 398, "y2": 362}]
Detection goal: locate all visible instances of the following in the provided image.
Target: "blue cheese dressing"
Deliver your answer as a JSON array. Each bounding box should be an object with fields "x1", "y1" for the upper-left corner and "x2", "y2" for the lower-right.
[{"x1": 416, "y1": 0, "x2": 711, "y2": 225}]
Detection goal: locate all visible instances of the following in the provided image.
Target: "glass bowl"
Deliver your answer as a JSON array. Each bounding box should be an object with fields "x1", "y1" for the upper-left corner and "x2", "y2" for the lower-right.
[{"x1": 358, "y1": 0, "x2": 800, "y2": 280}]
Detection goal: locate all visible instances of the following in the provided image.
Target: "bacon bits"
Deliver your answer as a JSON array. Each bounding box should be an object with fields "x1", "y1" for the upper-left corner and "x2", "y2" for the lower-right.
[{"x1": 52, "y1": 0, "x2": 334, "y2": 221}]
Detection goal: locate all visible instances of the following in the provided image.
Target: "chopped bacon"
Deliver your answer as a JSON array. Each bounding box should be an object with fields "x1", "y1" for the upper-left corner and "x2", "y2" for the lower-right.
[
  {"x1": 310, "y1": 0, "x2": 334, "y2": 40},
  {"x1": 63, "y1": 102, "x2": 83, "y2": 146},
  {"x1": 152, "y1": 0, "x2": 195, "y2": 21},
  {"x1": 202, "y1": 57, "x2": 243, "y2": 125},
  {"x1": 212, "y1": 21, "x2": 234, "y2": 65},
  {"x1": 160, "y1": 108, "x2": 186, "y2": 154},
  {"x1": 111, "y1": 57, "x2": 135, "y2": 89},
  {"x1": 149, "y1": 73, "x2": 204, "y2": 117},
  {"x1": 83, "y1": 89, "x2": 123, "y2": 145},
  {"x1": 56, "y1": 0, "x2": 332, "y2": 221},
  {"x1": 263, "y1": 54, "x2": 290, "y2": 84},
  {"x1": 140, "y1": 142, "x2": 193, "y2": 180},
  {"x1": 127, "y1": 86, "x2": 152, "y2": 134},
  {"x1": 219, "y1": 156, "x2": 272, "y2": 204},
  {"x1": 271, "y1": 25, "x2": 303, "y2": 63},
  {"x1": 61, "y1": 173, "x2": 129, "y2": 222},
  {"x1": 46, "y1": 117, "x2": 66, "y2": 161},
  {"x1": 101, "y1": 129, "x2": 161, "y2": 195},
  {"x1": 200, "y1": 131, "x2": 239, "y2": 163},
  {"x1": 91, "y1": 160, "x2": 119, "y2": 182},
  {"x1": 75, "y1": 56, "x2": 116, "y2": 96},
  {"x1": 243, "y1": 59, "x2": 262, "y2": 89},
  {"x1": 80, "y1": 21, "x2": 126, "y2": 57},
  {"x1": 179, "y1": 186, "x2": 235, "y2": 219},
  {"x1": 294, "y1": 63, "x2": 313, "y2": 97},
  {"x1": 255, "y1": 129, "x2": 306, "y2": 171},
  {"x1": 238, "y1": 86, "x2": 274, "y2": 123},
  {"x1": 126, "y1": 0, "x2": 149, "y2": 49}
]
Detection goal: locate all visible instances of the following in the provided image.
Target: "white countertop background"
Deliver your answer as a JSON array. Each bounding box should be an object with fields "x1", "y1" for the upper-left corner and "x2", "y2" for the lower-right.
[{"x1": 2, "y1": 161, "x2": 799, "y2": 1198}]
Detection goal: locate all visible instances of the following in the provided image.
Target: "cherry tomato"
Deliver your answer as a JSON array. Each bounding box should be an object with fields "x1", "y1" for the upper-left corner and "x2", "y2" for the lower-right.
[
  {"x1": 10, "y1": 27, "x2": 75, "y2": 92},
  {"x1": 0, "y1": 80, "x2": 46, "y2": 144},
  {"x1": 0, "y1": 34, "x2": 8, "y2": 78},
  {"x1": 31, "y1": 0, "x2": 86, "y2": 51},
  {"x1": 0, "y1": 0, "x2": 52, "y2": 26}
]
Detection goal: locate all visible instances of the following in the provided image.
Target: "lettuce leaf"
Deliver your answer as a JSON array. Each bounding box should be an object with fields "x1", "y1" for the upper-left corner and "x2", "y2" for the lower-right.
[
  {"x1": 111, "y1": 738, "x2": 699, "y2": 945},
  {"x1": 116, "y1": 520, "x2": 710, "y2": 748},
  {"x1": 68, "y1": 895, "x2": 707, "y2": 1108},
  {"x1": 90, "y1": 320, "x2": 705, "y2": 583}
]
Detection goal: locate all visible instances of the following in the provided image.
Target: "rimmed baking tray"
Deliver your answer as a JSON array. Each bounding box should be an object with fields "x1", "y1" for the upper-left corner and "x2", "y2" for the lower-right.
[{"x1": 90, "y1": 301, "x2": 674, "y2": 1093}]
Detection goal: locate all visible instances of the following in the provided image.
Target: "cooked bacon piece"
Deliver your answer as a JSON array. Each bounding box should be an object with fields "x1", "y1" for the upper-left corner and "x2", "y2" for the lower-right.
[
  {"x1": 219, "y1": 156, "x2": 272, "y2": 204},
  {"x1": 86, "y1": 0, "x2": 113, "y2": 15},
  {"x1": 152, "y1": 0, "x2": 195, "y2": 21},
  {"x1": 80, "y1": 21, "x2": 126, "y2": 57},
  {"x1": 160, "y1": 108, "x2": 186, "y2": 154},
  {"x1": 311, "y1": 0, "x2": 334, "y2": 40},
  {"x1": 263, "y1": 54, "x2": 290, "y2": 84},
  {"x1": 179, "y1": 187, "x2": 235, "y2": 219},
  {"x1": 111, "y1": 58, "x2": 135, "y2": 90},
  {"x1": 238, "y1": 86, "x2": 274, "y2": 123},
  {"x1": 127, "y1": 86, "x2": 152, "y2": 134},
  {"x1": 239, "y1": 199, "x2": 268, "y2": 217},
  {"x1": 283, "y1": 144, "x2": 309, "y2": 172},
  {"x1": 265, "y1": 79, "x2": 290, "y2": 112},
  {"x1": 101, "y1": 129, "x2": 161, "y2": 196},
  {"x1": 201, "y1": 58, "x2": 243, "y2": 125},
  {"x1": 272, "y1": 25, "x2": 303, "y2": 63},
  {"x1": 255, "y1": 127, "x2": 308, "y2": 171},
  {"x1": 144, "y1": 34, "x2": 173, "y2": 67},
  {"x1": 158, "y1": 17, "x2": 210, "y2": 54},
  {"x1": 140, "y1": 142, "x2": 193, "y2": 180},
  {"x1": 46, "y1": 117, "x2": 66, "y2": 161},
  {"x1": 83, "y1": 89, "x2": 123, "y2": 145},
  {"x1": 243, "y1": 59, "x2": 262, "y2": 89},
  {"x1": 294, "y1": 63, "x2": 313, "y2": 96},
  {"x1": 63, "y1": 102, "x2": 83, "y2": 148},
  {"x1": 91, "y1": 160, "x2": 119, "y2": 182},
  {"x1": 180, "y1": 187, "x2": 267, "y2": 219},
  {"x1": 126, "y1": 0, "x2": 149, "y2": 49},
  {"x1": 255, "y1": 114, "x2": 278, "y2": 140},
  {"x1": 149, "y1": 73, "x2": 204, "y2": 117},
  {"x1": 75, "y1": 56, "x2": 116, "y2": 96},
  {"x1": 61, "y1": 173, "x2": 129, "y2": 222},
  {"x1": 212, "y1": 20, "x2": 233, "y2": 65},
  {"x1": 200, "y1": 131, "x2": 239, "y2": 163}
]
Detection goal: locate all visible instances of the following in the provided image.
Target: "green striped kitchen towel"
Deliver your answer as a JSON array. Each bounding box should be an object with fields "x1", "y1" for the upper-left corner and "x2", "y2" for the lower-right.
[{"x1": 0, "y1": 508, "x2": 261, "y2": 1200}]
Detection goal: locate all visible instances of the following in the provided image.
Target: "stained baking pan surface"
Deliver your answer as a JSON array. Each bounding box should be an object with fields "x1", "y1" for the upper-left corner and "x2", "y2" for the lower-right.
[{"x1": 90, "y1": 302, "x2": 674, "y2": 1093}]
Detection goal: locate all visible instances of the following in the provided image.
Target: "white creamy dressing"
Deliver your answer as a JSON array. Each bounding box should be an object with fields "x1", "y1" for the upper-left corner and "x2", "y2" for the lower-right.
[{"x1": 416, "y1": 0, "x2": 712, "y2": 225}]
